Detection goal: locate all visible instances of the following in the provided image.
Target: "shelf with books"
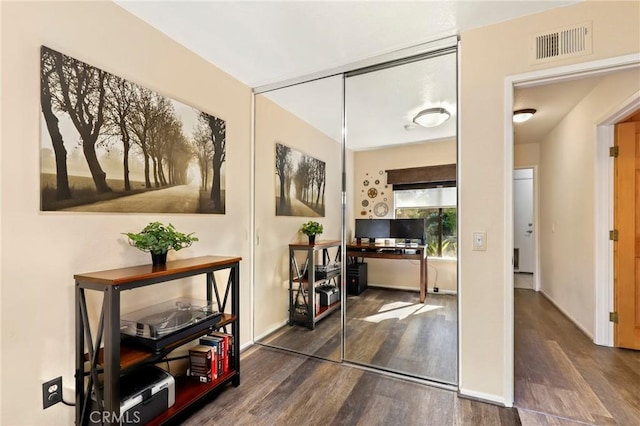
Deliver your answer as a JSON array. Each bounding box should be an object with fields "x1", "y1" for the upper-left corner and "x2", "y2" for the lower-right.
[
  {"x1": 288, "y1": 240, "x2": 341, "y2": 330},
  {"x1": 75, "y1": 256, "x2": 241, "y2": 426}
]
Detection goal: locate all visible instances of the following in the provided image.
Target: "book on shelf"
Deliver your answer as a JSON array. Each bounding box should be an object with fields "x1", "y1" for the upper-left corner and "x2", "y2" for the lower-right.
[
  {"x1": 188, "y1": 345, "x2": 217, "y2": 383},
  {"x1": 208, "y1": 331, "x2": 234, "y2": 373},
  {"x1": 199, "y1": 335, "x2": 223, "y2": 376}
]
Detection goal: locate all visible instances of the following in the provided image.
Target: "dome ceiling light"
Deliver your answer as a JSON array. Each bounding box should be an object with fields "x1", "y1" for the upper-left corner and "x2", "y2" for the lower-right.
[
  {"x1": 412, "y1": 107, "x2": 451, "y2": 128},
  {"x1": 513, "y1": 108, "x2": 536, "y2": 123}
]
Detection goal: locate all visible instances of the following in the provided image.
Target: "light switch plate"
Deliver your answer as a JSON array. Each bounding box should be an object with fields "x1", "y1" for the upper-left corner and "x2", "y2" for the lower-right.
[{"x1": 473, "y1": 232, "x2": 487, "y2": 251}]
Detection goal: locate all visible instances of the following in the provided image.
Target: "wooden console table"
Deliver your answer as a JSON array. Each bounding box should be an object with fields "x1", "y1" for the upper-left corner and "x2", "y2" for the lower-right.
[
  {"x1": 346, "y1": 242, "x2": 427, "y2": 302},
  {"x1": 74, "y1": 256, "x2": 241, "y2": 425}
]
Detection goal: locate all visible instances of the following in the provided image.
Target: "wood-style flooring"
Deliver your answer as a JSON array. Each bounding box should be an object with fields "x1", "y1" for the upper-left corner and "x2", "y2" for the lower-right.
[
  {"x1": 185, "y1": 345, "x2": 520, "y2": 426},
  {"x1": 250, "y1": 287, "x2": 640, "y2": 425},
  {"x1": 260, "y1": 288, "x2": 457, "y2": 383},
  {"x1": 346, "y1": 288, "x2": 457, "y2": 383},
  {"x1": 515, "y1": 288, "x2": 640, "y2": 425}
]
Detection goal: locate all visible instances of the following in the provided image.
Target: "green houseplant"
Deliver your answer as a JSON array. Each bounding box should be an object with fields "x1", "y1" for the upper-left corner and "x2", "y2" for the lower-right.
[
  {"x1": 124, "y1": 222, "x2": 199, "y2": 265},
  {"x1": 300, "y1": 221, "x2": 323, "y2": 245}
]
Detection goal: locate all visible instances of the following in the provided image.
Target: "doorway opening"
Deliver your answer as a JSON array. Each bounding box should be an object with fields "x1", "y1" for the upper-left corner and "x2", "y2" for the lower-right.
[
  {"x1": 513, "y1": 167, "x2": 537, "y2": 291},
  {"x1": 506, "y1": 54, "x2": 640, "y2": 418}
]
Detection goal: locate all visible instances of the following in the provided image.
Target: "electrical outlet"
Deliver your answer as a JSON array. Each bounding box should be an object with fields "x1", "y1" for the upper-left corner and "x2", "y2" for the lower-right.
[{"x1": 42, "y1": 377, "x2": 62, "y2": 409}]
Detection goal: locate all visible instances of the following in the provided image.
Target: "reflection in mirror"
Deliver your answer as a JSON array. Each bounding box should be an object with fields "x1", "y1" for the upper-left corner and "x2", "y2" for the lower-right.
[
  {"x1": 344, "y1": 50, "x2": 458, "y2": 384},
  {"x1": 253, "y1": 76, "x2": 343, "y2": 361}
]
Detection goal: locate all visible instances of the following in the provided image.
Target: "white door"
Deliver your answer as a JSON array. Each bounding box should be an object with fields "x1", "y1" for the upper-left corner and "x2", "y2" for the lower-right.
[{"x1": 514, "y1": 168, "x2": 534, "y2": 273}]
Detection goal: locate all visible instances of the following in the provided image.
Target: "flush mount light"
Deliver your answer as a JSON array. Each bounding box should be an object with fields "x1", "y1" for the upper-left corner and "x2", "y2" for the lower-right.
[
  {"x1": 413, "y1": 107, "x2": 451, "y2": 128},
  {"x1": 513, "y1": 108, "x2": 536, "y2": 123}
]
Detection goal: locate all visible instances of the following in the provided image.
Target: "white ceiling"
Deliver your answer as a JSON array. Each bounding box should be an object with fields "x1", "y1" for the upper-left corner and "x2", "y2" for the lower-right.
[
  {"x1": 116, "y1": 0, "x2": 582, "y2": 150},
  {"x1": 116, "y1": 1, "x2": 577, "y2": 88},
  {"x1": 514, "y1": 76, "x2": 604, "y2": 145}
]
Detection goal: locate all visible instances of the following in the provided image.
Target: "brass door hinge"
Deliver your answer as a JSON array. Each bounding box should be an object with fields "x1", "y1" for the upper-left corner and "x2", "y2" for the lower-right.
[
  {"x1": 610, "y1": 312, "x2": 619, "y2": 323},
  {"x1": 609, "y1": 230, "x2": 619, "y2": 241},
  {"x1": 610, "y1": 146, "x2": 619, "y2": 157}
]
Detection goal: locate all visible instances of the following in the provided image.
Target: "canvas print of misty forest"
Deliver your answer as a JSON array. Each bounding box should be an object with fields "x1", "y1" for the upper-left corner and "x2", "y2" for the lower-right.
[
  {"x1": 40, "y1": 46, "x2": 225, "y2": 213},
  {"x1": 275, "y1": 142, "x2": 325, "y2": 217}
]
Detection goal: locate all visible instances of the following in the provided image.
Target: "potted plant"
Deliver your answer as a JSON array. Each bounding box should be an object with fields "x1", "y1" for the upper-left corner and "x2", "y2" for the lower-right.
[
  {"x1": 300, "y1": 221, "x2": 323, "y2": 245},
  {"x1": 123, "y1": 221, "x2": 199, "y2": 265}
]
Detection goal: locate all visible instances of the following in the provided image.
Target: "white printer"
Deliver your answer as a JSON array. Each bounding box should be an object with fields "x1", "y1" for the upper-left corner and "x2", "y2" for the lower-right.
[{"x1": 91, "y1": 366, "x2": 175, "y2": 425}]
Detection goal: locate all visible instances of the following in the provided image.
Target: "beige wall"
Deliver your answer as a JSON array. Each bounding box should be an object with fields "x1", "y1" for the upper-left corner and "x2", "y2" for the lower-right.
[
  {"x1": 514, "y1": 143, "x2": 540, "y2": 167},
  {"x1": 538, "y1": 68, "x2": 640, "y2": 337},
  {"x1": 459, "y1": 0, "x2": 640, "y2": 402},
  {"x1": 254, "y1": 95, "x2": 342, "y2": 338},
  {"x1": 353, "y1": 139, "x2": 457, "y2": 292},
  {"x1": 1, "y1": 2, "x2": 252, "y2": 424}
]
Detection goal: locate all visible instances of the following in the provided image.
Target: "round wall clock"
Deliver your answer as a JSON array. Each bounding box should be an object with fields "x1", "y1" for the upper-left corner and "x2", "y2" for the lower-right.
[
  {"x1": 375, "y1": 179, "x2": 380, "y2": 185},
  {"x1": 363, "y1": 180, "x2": 369, "y2": 186},
  {"x1": 373, "y1": 202, "x2": 389, "y2": 217},
  {"x1": 361, "y1": 200, "x2": 369, "y2": 207},
  {"x1": 367, "y1": 188, "x2": 378, "y2": 198}
]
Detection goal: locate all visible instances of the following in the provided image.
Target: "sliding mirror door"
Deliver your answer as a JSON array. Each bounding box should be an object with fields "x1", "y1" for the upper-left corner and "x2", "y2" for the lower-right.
[
  {"x1": 253, "y1": 76, "x2": 344, "y2": 361},
  {"x1": 344, "y1": 49, "x2": 458, "y2": 384}
]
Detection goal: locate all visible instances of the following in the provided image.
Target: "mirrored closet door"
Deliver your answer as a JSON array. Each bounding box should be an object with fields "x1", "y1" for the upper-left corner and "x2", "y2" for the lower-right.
[
  {"x1": 253, "y1": 76, "x2": 344, "y2": 361},
  {"x1": 343, "y1": 49, "x2": 459, "y2": 384}
]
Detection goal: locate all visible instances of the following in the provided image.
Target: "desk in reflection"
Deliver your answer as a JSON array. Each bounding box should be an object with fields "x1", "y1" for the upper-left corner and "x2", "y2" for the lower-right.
[{"x1": 346, "y1": 242, "x2": 427, "y2": 303}]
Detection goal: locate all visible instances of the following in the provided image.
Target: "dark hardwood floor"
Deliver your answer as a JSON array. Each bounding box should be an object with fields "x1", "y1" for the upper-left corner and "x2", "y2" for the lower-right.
[
  {"x1": 224, "y1": 287, "x2": 640, "y2": 425},
  {"x1": 514, "y1": 288, "x2": 640, "y2": 425},
  {"x1": 345, "y1": 288, "x2": 457, "y2": 383},
  {"x1": 185, "y1": 345, "x2": 520, "y2": 426},
  {"x1": 260, "y1": 288, "x2": 458, "y2": 383}
]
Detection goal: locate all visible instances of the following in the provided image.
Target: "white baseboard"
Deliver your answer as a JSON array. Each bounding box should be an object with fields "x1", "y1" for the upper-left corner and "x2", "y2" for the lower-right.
[
  {"x1": 253, "y1": 319, "x2": 289, "y2": 342},
  {"x1": 240, "y1": 341, "x2": 254, "y2": 352},
  {"x1": 367, "y1": 283, "x2": 457, "y2": 295},
  {"x1": 459, "y1": 388, "x2": 508, "y2": 407},
  {"x1": 539, "y1": 290, "x2": 594, "y2": 340}
]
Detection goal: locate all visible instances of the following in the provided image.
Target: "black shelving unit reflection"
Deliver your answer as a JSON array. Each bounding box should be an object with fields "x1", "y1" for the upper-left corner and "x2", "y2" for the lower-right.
[{"x1": 288, "y1": 241, "x2": 341, "y2": 330}]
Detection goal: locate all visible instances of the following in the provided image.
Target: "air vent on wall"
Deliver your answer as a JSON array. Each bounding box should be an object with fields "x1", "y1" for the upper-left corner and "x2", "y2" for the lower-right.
[{"x1": 531, "y1": 21, "x2": 592, "y2": 64}]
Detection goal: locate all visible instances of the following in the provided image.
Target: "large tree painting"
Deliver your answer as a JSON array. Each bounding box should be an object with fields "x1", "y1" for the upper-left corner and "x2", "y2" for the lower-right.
[
  {"x1": 275, "y1": 142, "x2": 325, "y2": 217},
  {"x1": 40, "y1": 46, "x2": 226, "y2": 213}
]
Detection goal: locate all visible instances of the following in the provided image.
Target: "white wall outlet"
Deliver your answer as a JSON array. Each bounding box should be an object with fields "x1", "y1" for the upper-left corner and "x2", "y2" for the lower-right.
[{"x1": 473, "y1": 232, "x2": 487, "y2": 251}]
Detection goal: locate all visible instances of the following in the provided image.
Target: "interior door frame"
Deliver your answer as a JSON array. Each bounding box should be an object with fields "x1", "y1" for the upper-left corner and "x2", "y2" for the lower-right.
[
  {"x1": 595, "y1": 91, "x2": 640, "y2": 347},
  {"x1": 503, "y1": 53, "x2": 640, "y2": 407},
  {"x1": 513, "y1": 165, "x2": 539, "y2": 290}
]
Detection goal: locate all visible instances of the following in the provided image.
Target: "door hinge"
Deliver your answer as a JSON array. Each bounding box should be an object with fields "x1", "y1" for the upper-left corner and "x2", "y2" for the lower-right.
[
  {"x1": 610, "y1": 146, "x2": 619, "y2": 157},
  {"x1": 609, "y1": 312, "x2": 619, "y2": 323},
  {"x1": 609, "y1": 230, "x2": 619, "y2": 241}
]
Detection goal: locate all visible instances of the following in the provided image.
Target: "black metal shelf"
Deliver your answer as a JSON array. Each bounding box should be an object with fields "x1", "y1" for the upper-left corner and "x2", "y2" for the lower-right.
[
  {"x1": 288, "y1": 241, "x2": 341, "y2": 330},
  {"x1": 74, "y1": 256, "x2": 241, "y2": 426}
]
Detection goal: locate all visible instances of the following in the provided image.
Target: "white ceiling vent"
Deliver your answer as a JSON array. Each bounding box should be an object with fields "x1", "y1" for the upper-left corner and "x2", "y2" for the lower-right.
[{"x1": 531, "y1": 21, "x2": 592, "y2": 64}]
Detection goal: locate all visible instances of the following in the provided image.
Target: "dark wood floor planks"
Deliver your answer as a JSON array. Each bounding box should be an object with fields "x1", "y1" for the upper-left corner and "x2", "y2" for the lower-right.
[
  {"x1": 514, "y1": 288, "x2": 640, "y2": 425},
  {"x1": 261, "y1": 288, "x2": 458, "y2": 383},
  {"x1": 185, "y1": 346, "x2": 520, "y2": 426},
  {"x1": 189, "y1": 287, "x2": 640, "y2": 425}
]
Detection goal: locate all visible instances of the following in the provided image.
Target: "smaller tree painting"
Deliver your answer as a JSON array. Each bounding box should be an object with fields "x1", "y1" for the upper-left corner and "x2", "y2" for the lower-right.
[{"x1": 275, "y1": 142, "x2": 325, "y2": 217}]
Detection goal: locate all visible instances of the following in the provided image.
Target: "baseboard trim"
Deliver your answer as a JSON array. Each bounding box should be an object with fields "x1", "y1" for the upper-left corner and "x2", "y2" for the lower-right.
[
  {"x1": 239, "y1": 341, "x2": 255, "y2": 353},
  {"x1": 368, "y1": 283, "x2": 457, "y2": 295},
  {"x1": 253, "y1": 320, "x2": 288, "y2": 342},
  {"x1": 458, "y1": 388, "x2": 508, "y2": 407},
  {"x1": 539, "y1": 290, "x2": 594, "y2": 340}
]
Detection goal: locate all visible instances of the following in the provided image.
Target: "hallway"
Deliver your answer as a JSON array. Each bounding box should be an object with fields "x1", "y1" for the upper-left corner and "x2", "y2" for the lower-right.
[{"x1": 515, "y1": 289, "x2": 640, "y2": 424}]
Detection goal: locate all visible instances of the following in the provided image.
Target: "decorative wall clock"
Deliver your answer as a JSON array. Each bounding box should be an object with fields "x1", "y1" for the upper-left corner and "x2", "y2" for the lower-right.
[{"x1": 367, "y1": 188, "x2": 378, "y2": 198}]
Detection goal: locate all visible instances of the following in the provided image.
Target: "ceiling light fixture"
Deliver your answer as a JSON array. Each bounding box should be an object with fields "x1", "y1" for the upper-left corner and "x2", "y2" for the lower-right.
[
  {"x1": 413, "y1": 107, "x2": 451, "y2": 128},
  {"x1": 513, "y1": 108, "x2": 536, "y2": 123}
]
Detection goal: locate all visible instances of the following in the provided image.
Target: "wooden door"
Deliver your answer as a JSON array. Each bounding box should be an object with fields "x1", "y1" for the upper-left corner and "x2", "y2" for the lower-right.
[{"x1": 614, "y1": 119, "x2": 640, "y2": 349}]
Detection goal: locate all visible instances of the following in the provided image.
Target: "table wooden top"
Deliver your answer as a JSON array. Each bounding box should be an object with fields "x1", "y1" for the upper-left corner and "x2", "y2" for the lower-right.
[
  {"x1": 74, "y1": 255, "x2": 242, "y2": 285},
  {"x1": 289, "y1": 240, "x2": 341, "y2": 249}
]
